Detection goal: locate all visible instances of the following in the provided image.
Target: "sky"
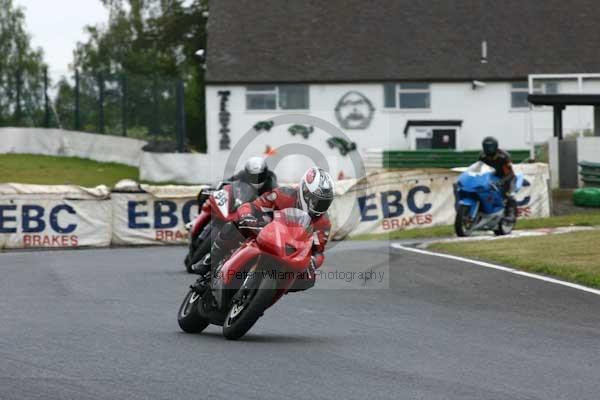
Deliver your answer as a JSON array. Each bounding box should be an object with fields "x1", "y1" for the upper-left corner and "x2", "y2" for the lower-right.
[{"x1": 15, "y1": 0, "x2": 109, "y2": 80}]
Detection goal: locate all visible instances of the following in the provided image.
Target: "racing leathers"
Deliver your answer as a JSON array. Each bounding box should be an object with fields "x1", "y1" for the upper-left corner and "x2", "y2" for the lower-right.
[{"x1": 479, "y1": 149, "x2": 517, "y2": 218}]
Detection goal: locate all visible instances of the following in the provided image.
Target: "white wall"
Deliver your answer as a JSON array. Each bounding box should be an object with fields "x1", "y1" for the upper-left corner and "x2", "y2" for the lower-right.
[
  {"x1": 0, "y1": 128, "x2": 147, "y2": 167},
  {"x1": 205, "y1": 82, "x2": 596, "y2": 182},
  {"x1": 577, "y1": 137, "x2": 600, "y2": 164}
]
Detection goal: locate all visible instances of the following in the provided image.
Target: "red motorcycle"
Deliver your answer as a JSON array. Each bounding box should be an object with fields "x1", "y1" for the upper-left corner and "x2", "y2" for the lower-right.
[
  {"x1": 178, "y1": 208, "x2": 314, "y2": 340},
  {"x1": 184, "y1": 181, "x2": 258, "y2": 273}
]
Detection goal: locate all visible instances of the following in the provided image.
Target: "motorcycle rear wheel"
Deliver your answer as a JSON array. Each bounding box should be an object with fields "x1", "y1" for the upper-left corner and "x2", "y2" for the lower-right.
[
  {"x1": 454, "y1": 205, "x2": 474, "y2": 237},
  {"x1": 178, "y1": 289, "x2": 210, "y2": 333},
  {"x1": 222, "y1": 271, "x2": 278, "y2": 340}
]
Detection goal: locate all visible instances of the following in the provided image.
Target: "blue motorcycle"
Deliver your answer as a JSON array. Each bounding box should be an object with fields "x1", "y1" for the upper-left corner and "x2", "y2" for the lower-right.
[{"x1": 454, "y1": 162, "x2": 523, "y2": 237}]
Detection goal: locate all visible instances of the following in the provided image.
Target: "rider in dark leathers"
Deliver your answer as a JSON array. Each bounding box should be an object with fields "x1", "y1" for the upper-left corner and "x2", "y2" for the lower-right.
[
  {"x1": 479, "y1": 136, "x2": 517, "y2": 220},
  {"x1": 188, "y1": 157, "x2": 277, "y2": 273}
]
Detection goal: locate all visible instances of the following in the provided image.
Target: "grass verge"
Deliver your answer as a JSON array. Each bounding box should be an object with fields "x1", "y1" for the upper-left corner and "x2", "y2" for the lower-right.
[
  {"x1": 429, "y1": 230, "x2": 600, "y2": 289},
  {"x1": 0, "y1": 154, "x2": 139, "y2": 187},
  {"x1": 351, "y1": 211, "x2": 600, "y2": 241}
]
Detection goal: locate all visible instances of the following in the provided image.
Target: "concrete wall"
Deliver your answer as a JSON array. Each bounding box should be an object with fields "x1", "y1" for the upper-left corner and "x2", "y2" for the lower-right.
[
  {"x1": 0, "y1": 128, "x2": 147, "y2": 167},
  {"x1": 577, "y1": 137, "x2": 600, "y2": 164}
]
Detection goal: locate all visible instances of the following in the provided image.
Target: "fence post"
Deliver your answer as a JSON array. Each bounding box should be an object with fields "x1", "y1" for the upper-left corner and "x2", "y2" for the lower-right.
[
  {"x1": 121, "y1": 74, "x2": 127, "y2": 136},
  {"x1": 15, "y1": 70, "x2": 22, "y2": 126},
  {"x1": 98, "y1": 73, "x2": 105, "y2": 134},
  {"x1": 43, "y1": 67, "x2": 50, "y2": 128},
  {"x1": 74, "y1": 69, "x2": 81, "y2": 131},
  {"x1": 175, "y1": 79, "x2": 186, "y2": 153},
  {"x1": 150, "y1": 77, "x2": 159, "y2": 135}
]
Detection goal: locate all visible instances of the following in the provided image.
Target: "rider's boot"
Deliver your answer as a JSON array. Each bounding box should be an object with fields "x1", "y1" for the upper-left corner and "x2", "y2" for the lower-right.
[
  {"x1": 505, "y1": 196, "x2": 517, "y2": 222},
  {"x1": 190, "y1": 252, "x2": 211, "y2": 275}
]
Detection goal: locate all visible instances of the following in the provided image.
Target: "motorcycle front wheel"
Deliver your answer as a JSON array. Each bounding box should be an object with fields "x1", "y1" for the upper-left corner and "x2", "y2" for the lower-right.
[
  {"x1": 454, "y1": 205, "x2": 474, "y2": 237},
  {"x1": 222, "y1": 271, "x2": 278, "y2": 340},
  {"x1": 178, "y1": 289, "x2": 210, "y2": 333},
  {"x1": 494, "y1": 218, "x2": 515, "y2": 236}
]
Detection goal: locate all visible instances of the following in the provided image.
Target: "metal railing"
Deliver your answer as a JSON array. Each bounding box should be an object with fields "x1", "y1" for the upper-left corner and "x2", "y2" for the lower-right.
[{"x1": 1, "y1": 69, "x2": 192, "y2": 153}]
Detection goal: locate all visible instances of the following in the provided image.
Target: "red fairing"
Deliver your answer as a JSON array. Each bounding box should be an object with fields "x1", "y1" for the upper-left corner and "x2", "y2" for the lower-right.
[
  {"x1": 220, "y1": 210, "x2": 314, "y2": 289},
  {"x1": 191, "y1": 202, "x2": 211, "y2": 236},
  {"x1": 207, "y1": 185, "x2": 243, "y2": 222},
  {"x1": 221, "y1": 242, "x2": 262, "y2": 286},
  {"x1": 237, "y1": 186, "x2": 332, "y2": 260},
  {"x1": 255, "y1": 219, "x2": 313, "y2": 271}
]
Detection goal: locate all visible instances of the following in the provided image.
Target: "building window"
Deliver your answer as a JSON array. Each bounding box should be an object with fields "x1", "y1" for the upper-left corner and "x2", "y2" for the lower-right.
[
  {"x1": 246, "y1": 84, "x2": 309, "y2": 110},
  {"x1": 511, "y1": 81, "x2": 559, "y2": 108},
  {"x1": 383, "y1": 83, "x2": 431, "y2": 110}
]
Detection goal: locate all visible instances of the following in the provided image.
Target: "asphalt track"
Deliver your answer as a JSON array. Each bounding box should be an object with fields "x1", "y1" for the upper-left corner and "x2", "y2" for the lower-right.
[{"x1": 1, "y1": 241, "x2": 599, "y2": 400}]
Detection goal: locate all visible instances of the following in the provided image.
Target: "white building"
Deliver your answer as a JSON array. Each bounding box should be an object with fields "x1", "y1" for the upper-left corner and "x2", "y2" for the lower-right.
[{"x1": 198, "y1": 0, "x2": 600, "y2": 182}]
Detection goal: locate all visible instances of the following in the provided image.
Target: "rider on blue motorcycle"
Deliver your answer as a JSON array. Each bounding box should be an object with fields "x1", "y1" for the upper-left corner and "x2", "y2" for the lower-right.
[{"x1": 479, "y1": 137, "x2": 517, "y2": 220}]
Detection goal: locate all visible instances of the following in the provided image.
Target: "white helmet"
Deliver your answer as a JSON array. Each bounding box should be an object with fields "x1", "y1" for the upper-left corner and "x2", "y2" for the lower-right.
[
  {"x1": 244, "y1": 156, "x2": 268, "y2": 189},
  {"x1": 298, "y1": 167, "x2": 335, "y2": 217}
]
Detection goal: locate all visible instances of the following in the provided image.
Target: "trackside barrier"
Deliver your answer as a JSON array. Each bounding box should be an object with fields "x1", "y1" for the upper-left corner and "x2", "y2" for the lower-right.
[
  {"x1": 111, "y1": 183, "x2": 204, "y2": 245},
  {"x1": 330, "y1": 163, "x2": 550, "y2": 238},
  {"x1": 0, "y1": 164, "x2": 551, "y2": 248},
  {"x1": 579, "y1": 161, "x2": 600, "y2": 187},
  {"x1": 0, "y1": 128, "x2": 146, "y2": 167},
  {"x1": 0, "y1": 184, "x2": 112, "y2": 249}
]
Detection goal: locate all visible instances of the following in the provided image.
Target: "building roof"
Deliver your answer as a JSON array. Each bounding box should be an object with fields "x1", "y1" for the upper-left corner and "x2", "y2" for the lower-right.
[{"x1": 206, "y1": 0, "x2": 600, "y2": 84}]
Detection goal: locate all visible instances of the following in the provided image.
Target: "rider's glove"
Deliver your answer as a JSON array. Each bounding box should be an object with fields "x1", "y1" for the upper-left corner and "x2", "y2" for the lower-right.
[{"x1": 238, "y1": 215, "x2": 259, "y2": 229}]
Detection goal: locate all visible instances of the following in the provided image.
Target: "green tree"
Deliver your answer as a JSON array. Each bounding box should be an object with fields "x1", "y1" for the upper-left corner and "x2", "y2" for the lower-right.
[
  {"x1": 60, "y1": 0, "x2": 208, "y2": 150},
  {"x1": 0, "y1": 0, "x2": 48, "y2": 126}
]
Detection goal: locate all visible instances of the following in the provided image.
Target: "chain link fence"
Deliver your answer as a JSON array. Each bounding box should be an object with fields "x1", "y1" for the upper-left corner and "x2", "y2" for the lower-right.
[{"x1": 1, "y1": 69, "x2": 195, "y2": 153}]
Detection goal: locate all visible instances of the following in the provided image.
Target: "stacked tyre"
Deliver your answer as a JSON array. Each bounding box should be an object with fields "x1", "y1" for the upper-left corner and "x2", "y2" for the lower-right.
[{"x1": 573, "y1": 188, "x2": 600, "y2": 208}]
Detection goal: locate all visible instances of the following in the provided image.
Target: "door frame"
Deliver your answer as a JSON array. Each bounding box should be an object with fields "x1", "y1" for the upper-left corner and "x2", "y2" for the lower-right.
[{"x1": 407, "y1": 125, "x2": 462, "y2": 150}]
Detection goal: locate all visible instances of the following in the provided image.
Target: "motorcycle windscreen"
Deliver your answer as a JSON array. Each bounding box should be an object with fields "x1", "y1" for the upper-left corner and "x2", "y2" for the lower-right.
[
  {"x1": 465, "y1": 161, "x2": 496, "y2": 175},
  {"x1": 230, "y1": 181, "x2": 258, "y2": 210}
]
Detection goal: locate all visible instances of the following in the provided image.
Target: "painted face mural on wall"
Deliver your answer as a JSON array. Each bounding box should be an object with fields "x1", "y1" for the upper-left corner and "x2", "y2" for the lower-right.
[{"x1": 335, "y1": 91, "x2": 375, "y2": 130}]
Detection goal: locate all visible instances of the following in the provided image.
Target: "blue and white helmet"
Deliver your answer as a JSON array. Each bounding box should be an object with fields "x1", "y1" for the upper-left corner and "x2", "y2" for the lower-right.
[{"x1": 298, "y1": 167, "x2": 335, "y2": 217}]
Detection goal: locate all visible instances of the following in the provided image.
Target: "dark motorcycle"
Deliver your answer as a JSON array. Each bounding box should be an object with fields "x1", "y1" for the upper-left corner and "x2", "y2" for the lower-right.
[{"x1": 183, "y1": 181, "x2": 258, "y2": 273}]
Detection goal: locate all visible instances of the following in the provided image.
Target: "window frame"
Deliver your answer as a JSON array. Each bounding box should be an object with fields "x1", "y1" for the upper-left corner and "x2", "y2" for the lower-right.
[
  {"x1": 383, "y1": 83, "x2": 432, "y2": 111},
  {"x1": 245, "y1": 84, "x2": 310, "y2": 111},
  {"x1": 510, "y1": 81, "x2": 559, "y2": 110}
]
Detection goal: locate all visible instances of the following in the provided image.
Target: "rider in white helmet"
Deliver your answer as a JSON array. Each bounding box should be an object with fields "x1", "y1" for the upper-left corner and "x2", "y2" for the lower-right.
[
  {"x1": 196, "y1": 156, "x2": 277, "y2": 213},
  {"x1": 227, "y1": 156, "x2": 278, "y2": 193},
  {"x1": 193, "y1": 167, "x2": 335, "y2": 291}
]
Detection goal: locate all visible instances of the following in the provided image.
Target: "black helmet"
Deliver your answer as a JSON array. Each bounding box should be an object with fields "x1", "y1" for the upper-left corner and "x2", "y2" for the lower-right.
[{"x1": 482, "y1": 136, "x2": 499, "y2": 156}]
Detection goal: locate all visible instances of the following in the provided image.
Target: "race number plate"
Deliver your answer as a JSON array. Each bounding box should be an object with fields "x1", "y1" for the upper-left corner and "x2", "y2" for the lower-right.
[{"x1": 213, "y1": 189, "x2": 229, "y2": 217}]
